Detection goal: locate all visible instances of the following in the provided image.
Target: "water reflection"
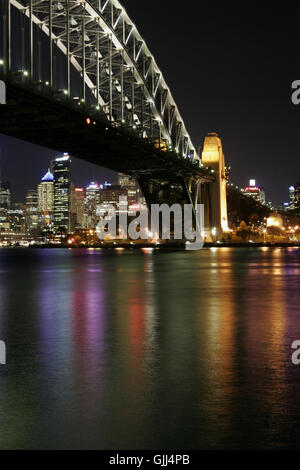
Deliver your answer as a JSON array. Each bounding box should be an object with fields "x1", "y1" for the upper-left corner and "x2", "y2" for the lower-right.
[{"x1": 0, "y1": 248, "x2": 300, "y2": 449}]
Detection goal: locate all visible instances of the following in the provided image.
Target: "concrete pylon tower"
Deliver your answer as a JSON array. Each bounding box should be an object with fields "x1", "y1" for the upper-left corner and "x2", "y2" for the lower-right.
[{"x1": 202, "y1": 133, "x2": 228, "y2": 236}]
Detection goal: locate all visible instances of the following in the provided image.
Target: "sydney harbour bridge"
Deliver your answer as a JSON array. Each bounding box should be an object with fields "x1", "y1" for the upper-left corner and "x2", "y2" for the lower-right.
[{"x1": 0, "y1": 0, "x2": 228, "y2": 238}]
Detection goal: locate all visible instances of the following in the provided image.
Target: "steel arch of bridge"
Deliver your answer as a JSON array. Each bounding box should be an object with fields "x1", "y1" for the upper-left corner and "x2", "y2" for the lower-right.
[{"x1": 2, "y1": 0, "x2": 198, "y2": 161}]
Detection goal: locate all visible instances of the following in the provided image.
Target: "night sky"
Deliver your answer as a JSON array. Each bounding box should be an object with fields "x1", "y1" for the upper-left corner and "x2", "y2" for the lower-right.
[{"x1": 1, "y1": 1, "x2": 299, "y2": 205}]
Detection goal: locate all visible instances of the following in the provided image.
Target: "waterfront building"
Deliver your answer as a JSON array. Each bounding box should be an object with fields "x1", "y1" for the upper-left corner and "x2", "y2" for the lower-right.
[
  {"x1": 118, "y1": 173, "x2": 139, "y2": 207},
  {"x1": 0, "y1": 208, "x2": 10, "y2": 231},
  {"x1": 53, "y1": 154, "x2": 71, "y2": 232},
  {"x1": 38, "y1": 169, "x2": 54, "y2": 228},
  {"x1": 7, "y1": 203, "x2": 26, "y2": 234},
  {"x1": 294, "y1": 182, "x2": 300, "y2": 212},
  {"x1": 241, "y1": 179, "x2": 266, "y2": 205},
  {"x1": 0, "y1": 161, "x2": 11, "y2": 211},
  {"x1": 267, "y1": 212, "x2": 283, "y2": 229},
  {"x1": 85, "y1": 181, "x2": 101, "y2": 205},
  {"x1": 71, "y1": 186, "x2": 86, "y2": 229},
  {"x1": 289, "y1": 186, "x2": 296, "y2": 210},
  {"x1": 100, "y1": 185, "x2": 127, "y2": 210},
  {"x1": 118, "y1": 173, "x2": 132, "y2": 187},
  {"x1": 25, "y1": 189, "x2": 38, "y2": 234},
  {"x1": 85, "y1": 182, "x2": 101, "y2": 228},
  {"x1": 0, "y1": 181, "x2": 11, "y2": 210},
  {"x1": 280, "y1": 202, "x2": 290, "y2": 212}
]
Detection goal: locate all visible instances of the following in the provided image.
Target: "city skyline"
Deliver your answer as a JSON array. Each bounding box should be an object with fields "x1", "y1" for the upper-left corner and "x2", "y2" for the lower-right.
[
  {"x1": 0, "y1": 133, "x2": 299, "y2": 250},
  {"x1": 0, "y1": 134, "x2": 117, "y2": 203},
  {"x1": 0, "y1": 146, "x2": 145, "y2": 246},
  {"x1": 0, "y1": 133, "x2": 298, "y2": 210}
]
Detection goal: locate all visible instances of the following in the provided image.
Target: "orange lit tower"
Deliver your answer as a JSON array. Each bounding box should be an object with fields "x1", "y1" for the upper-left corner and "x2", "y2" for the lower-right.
[{"x1": 202, "y1": 133, "x2": 228, "y2": 237}]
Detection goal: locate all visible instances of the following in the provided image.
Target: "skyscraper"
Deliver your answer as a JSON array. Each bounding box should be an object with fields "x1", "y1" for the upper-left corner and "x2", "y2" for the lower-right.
[
  {"x1": 0, "y1": 157, "x2": 10, "y2": 211},
  {"x1": 85, "y1": 181, "x2": 101, "y2": 228},
  {"x1": 71, "y1": 186, "x2": 86, "y2": 229},
  {"x1": 85, "y1": 181, "x2": 101, "y2": 205},
  {"x1": 118, "y1": 173, "x2": 139, "y2": 206},
  {"x1": 100, "y1": 185, "x2": 127, "y2": 210},
  {"x1": 0, "y1": 182, "x2": 11, "y2": 211},
  {"x1": 118, "y1": 173, "x2": 133, "y2": 188},
  {"x1": 0, "y1": 159, "x2": 9, "y2": 230},
  {"x1": 294, "y1": 183, "x2": 300, "y2": 212},
  {"x1": 241, "y1": 179, "x2": 266, "y2": 205},
  {"x1": 37, "y1": 169, "x2": 54, "y2": 228},
  {"x1": 289, "y1": 186, "x2": 295, "y2": 210},
  {"x1": 53, "y1": 153, "x2": 71, "y2": 232},
  {"x1": 26, "y1": 189, "x2": 38, "y2": 234},
  {"x1": 8, "y1": 203, "x2": 26, "y2": 235}
]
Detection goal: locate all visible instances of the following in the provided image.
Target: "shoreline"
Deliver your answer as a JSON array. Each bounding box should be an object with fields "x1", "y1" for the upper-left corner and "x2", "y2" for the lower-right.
[{"x1": 0, "y1": 241, "x2": 298, "y2": 250}]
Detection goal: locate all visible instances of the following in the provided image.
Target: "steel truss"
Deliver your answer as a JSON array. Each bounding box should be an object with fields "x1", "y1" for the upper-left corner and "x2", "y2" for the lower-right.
[{"x1": 1, "y1": 0, "x2": 198, "y2": 160}]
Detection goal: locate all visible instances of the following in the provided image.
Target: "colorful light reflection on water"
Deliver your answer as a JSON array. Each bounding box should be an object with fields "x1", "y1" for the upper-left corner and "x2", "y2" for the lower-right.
[{"x1": 0, "y1": 247, "x2": 300, "y2": 449}]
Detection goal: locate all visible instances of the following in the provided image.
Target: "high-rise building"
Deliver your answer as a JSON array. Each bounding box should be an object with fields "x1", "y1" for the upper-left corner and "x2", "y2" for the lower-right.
[
  {"x1": 100, "y1": 185, "x2": 127, "y2": 210},
  {"x1": 294, "y1": 183, "x2": 300, "y2": 212},
  {"x1": 25, "y1": 189, "x2": 38, "y2": 234},
  {"x1": 118, "y1": 173, "x2": 139, "y2": 207},
  {"x1": 118, "y1": 173, "x2": 133, "y2": 188},
  {"x1": 0, "y1": 208, "x2": 10, "y2": 231},
  {"x1": 289, "y1": 186, "x2": 295, "y2": 210},
  {"x1": 0, "y1": 181, "x2": 11, "y2": 210},
  {"x1": 71, "y1": 186, "x2": 86, "y2": 229},
  {"x1": 38, "y1": 169, "x2": 54, "y2": 228},
  {"x1": 0, "y1": 162, "x2": 12, "y2": 235},
  {"x1": 85, "y1": 181, "x2": 101, "y2": 205},
  {"x1": 0, "y1": 159, "x2": 11, "y2": 211},
  {"x1": 8, "y1": 203, "x2": 26, "y2": 234},
  {"x1": 241, "y1": 179, "x2": 266, "y2": 205},
  {"x1": 85, "y1": 181, "x2": 101, "y2": 228},
  {"x1": 53, "y1": 154, "x2": 71, "y2": 232}
]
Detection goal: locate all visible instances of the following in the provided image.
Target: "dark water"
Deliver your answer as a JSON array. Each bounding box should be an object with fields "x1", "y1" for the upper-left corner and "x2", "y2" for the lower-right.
[{"x1": 0, "y1": 247, "x2": 300, "y2": 449}]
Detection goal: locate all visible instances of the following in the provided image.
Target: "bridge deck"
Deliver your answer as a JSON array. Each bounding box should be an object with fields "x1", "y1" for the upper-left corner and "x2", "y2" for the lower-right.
[{"x1": 0, "y1": 80, "x2": 214, "y2": 183}]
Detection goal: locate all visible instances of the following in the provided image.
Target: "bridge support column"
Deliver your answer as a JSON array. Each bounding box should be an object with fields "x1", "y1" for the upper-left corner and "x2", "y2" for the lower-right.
[
  {"x1": 138, "y1": 177, "x2": 192, "y2": 207},
  {"x1": 199, "y1": 182, "x2": 213, "y2": 241},
  {"x1": 201, "y1": 133, "x2": 228, "y2": 240},
  {"x1": 137, "y1": 176, "x2": 205, "y2": 241}
]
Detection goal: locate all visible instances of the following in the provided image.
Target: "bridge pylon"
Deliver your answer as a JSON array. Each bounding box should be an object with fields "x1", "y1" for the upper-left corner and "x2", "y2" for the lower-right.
[{"x1": 201, "y1": 133, "x2": 229, "y2": 240}]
